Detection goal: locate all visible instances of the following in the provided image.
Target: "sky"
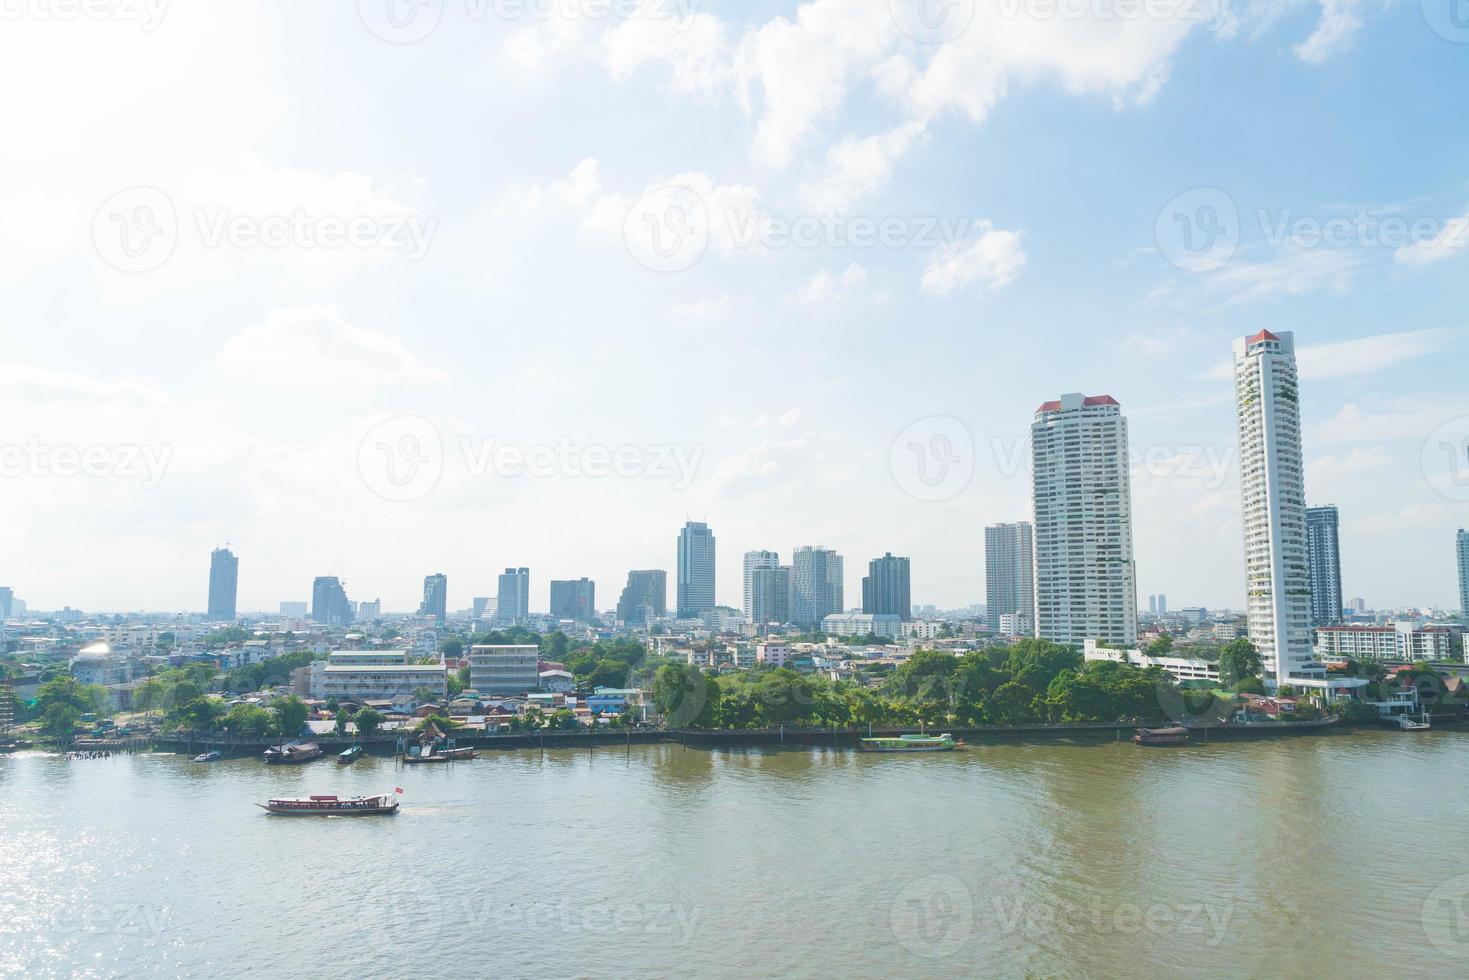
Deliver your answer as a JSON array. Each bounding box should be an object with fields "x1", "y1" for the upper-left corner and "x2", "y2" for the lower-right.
[{"x1": 1, "y1": 0, "x2": 1467, "y2": 615}]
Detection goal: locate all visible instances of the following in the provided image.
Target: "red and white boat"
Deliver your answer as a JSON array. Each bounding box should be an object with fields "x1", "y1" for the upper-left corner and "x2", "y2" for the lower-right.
[{"x1": 257, "y1": 787, "x2": 403, "y2": 816}]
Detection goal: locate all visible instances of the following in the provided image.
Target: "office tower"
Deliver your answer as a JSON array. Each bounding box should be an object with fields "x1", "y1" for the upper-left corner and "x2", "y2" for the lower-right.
[
  {"x1": 617, "y1": 570, "x2": 667, "y2": 625},
  {"x1": 496, "y1": 568, "x2": 530, "y2": 624},
  {"x1": 1304, "y1": 506, "x2": 1343, "y2": 627},
  {"x1": 1459, "y1": 530, "x2": 1469, "y2": 615},
  {"x1": 0, "y1": 587, "x2": 12, "y2": 620},
  {"x1": 984, "y1": 522, "x2": 1034, "y2": 632},
  {"x1": 749, "y1": 563, "x2": 791, "y2": 627},
  {"x1": 1233, "y1": 330, "x2": 1314, "y2": 686},
  {"x1": 279, "y1": 601, "x2": 308, "y2": 618},
  {"x1": 419, "y1": 573, "x2": 448, "y2": 622},
  {"x1": 549, "y1": 578, "x2": 596, "y2": 621},
  {"x1": 1031, "y1": 393, "x2": 1138, "y2": 648},
  {"x1": 743, "y1": 550, "x2": 780, "y2": 620},
  {"x1": 311, "y1": 576, "x2": 354, "y2": 625},
  {"x1": 677, "y1": 521, "x2": 717, "y2": 617},
  {"x1": 207, "y1": 547, "x2": 238, "y2": 621},
  {"x1": 1148, "y1": 595, "x2": 1157, "y2": 616},
  {"x1": 472, "y1": 597, "x2": 491, "y2": 620},
  {"x1": 791, "y1": 546, "x2": 844, "y2": 630},
  {"x1": 862, "y1": 553, "x2": 912, "y2": 619},
  {"x1": 1157, "y1": 594, "x2": 1167, "y2": 616}
]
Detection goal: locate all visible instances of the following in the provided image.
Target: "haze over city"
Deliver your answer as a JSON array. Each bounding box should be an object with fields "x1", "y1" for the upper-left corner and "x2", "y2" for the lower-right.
[{"x1": 1, "y1": 3, "x2": 1466, "y2": 615}]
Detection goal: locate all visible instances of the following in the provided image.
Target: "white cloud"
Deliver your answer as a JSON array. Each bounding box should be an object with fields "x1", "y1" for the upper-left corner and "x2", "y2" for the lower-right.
[
  {"x1": 1310, "y1": 398, "x2": 1469, "y2": 445},
  {"x1": 1293, "y1": 0, "x2": 1364, "y2": 65},
  {"x1": 0, "y1": 362, "x2": 173, "y2": 411},
  {"x1": 921, "y1": 223, "x2": 1026, "y2": 296},
  {"x1": 1306, "y1": 445, "x2": 1393, "y2": 484},
  {"x1": 1394, "y1": 208, "x2": 1469, "y2": 265},
  {"x1": 0, "y1": 192, "x2": 76, "y2": 285},
  {"x1": 605, "y1": 6, "x2": 733, "y2": 95},
  {"x1": 1194, "y1": 328, "x2": 1457, "y2": 383},
  {"x1": 216, "y1": 306, "x2": 448, "y2": 389},
  {"x1": 794, "y1": 262, "x2": 876, "y2": 308},
  {"x1": 672, "y1": 296, "x2": 734, "y2": 319},
  {"x1": 798, "y1": 121, "x2": 926, "y2": 212}
]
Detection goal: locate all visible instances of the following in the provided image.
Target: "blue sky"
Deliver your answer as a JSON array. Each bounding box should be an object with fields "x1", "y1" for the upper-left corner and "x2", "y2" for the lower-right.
[{"x1": 1, "y1": 0, "x2": 1466, "y2": 615}]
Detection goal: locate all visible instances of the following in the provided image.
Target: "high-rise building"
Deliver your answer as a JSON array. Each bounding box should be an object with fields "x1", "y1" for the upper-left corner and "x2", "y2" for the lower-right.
[
  {"x1": 419, "y1": 573, "x2": 448, "y2": 622},
  {"x1": 1233, "y1": 330, "x2": 1315, "y2": 686},
  {"x1": 749, "y1": 564, "x2": 791, "y2": 627},
  {"x1": 743, "y1": 550, "x2": 780, "y2": 620},
  {"x1": 311, "y1": 576, "x2": 354, "y2": 625},
  {"x1": 1458, "y1": 529, "x2": 1469, "y2": 615},
  {"x1": 207, "y1": 547, "x2": 238, "y2": 621},
  {"x1": 617, "y1": 570, "x2": 667, "y2": 625},
  {"x1": 279, "y1": 601, "x2": 308, "y2": 618},
  {"x1": 862, "y1": 553, "x2": 912, "y2": 619},
  {"x1": 496, "y1": 568, "x2": 530, "y2": 624},
  {"x1": 984, "y1": 522, "x2": 1034, "y2": 632},
  {"x1": 1031, "y1": 393, "x2": 1138, "y2": 648},
  {"x1": 549, "y1": 578, "x2": 596, "y2": 621},
  {"x1": 0, "y1": 586, "x2": 13, "y2": 620},
  {"x1": 1148, "y1": 595, "x2": 1157, "y2": 616},
  {"x1": 791, "y1": 546, "x2": 843, "y2": 630},
  {"x1": 1305, "y1": 506, "x2": 1343, "y2": 627},
  {"x1": 677, "y1": 521, "x2": 717, "y2": 618},
  {"x1": 1157, "y1": 594, "x2": 1167, "y2": 616},
  {"x1": 472, "y1": 597, "x2": 491, "y2": 619}
]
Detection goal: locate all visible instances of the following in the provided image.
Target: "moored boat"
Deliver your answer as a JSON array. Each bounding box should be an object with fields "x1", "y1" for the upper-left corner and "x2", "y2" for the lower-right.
[
  {"x1": 402, "y1": 745, "x2": 477, "y2": 764},
  {"x1": 262, "y1": 741, "x2": 323, "y2": 765},
  {"x1": 1133, "y1": 726, "x2": 1189, "y2": 746},
  {"x1": 258, "y1": 787, "x2": 403, "y2": 816},
  {"x1": 193, "y1": 750, "x2": 223, "y2": 762},
  {"x1": 858, "y1": 733, "x2": 959, "y2": 752},
  {"x1": 337, "y1": 745, "x2": 364, "y2": 764}
]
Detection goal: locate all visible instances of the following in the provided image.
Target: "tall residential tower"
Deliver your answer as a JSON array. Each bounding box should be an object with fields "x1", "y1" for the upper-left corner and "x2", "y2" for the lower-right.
[
  {"x1": 984, "y1": 522, "x2": 1033, "y2": 633},
  {"x1": 1030, "y1": 394, "x2": 1137, "y2": 648},
  {"x1": 207, "y1": 547, "x2": 238, "y2": 621},
  {"x1": 676, "y1": 521, "x2": 717, "y2": 618},
  {"x1": 1304, "y1": 506, "x2": 1342, "y2": 627},
  {"x1": 1233, "y1": 330, "x2": 1315, "y2": 686}
]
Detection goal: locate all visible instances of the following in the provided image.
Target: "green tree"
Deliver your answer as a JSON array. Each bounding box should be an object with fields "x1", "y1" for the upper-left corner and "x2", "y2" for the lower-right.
[
  {"x1": 1218, "y1": 638, "x2": 1263, "y2": 688},
  {"x1": 334, "y1": 707, "x2": 351, "y2": 735},
  {"x1": 440, "y1": 637, "x2": 465, "y2": 660},
  {"x1": 588, "y1": 659, "x2": 631, "y2": 689},
  {"x1": 272, "y1": 696, "x2": 309, "y2": 737},
  {"x1": 39, "y1": 702, "x2": 80, "y2": 738},
  {"x1": 1145, "y1": 632, "x2": 1174, "y2": 656},
  {"x1": 988, "y1": 681, "x2": 1040, "y2": 726},
  {"x1": 354, "y1": 707, "x2": 384, "y2": 738},
  {"x1": 222, "y1": 703, "x2": 273, "y2": 736}
]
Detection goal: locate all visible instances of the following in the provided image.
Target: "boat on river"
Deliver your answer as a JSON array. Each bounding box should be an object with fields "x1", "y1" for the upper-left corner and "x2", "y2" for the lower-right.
[
  {"x1": 337, "y1": 745, "x2": 364, "y2": 764},
  {"x1": 262, "y1": 741, "x2": 323, "y2": 765},
  {"x1": 258, "y1": 788, "x2": 403, "y2": 816},
  {"x1": 193, "y1": 750, "x2": 223, "y2": 762},
  {"x1": 1133, "y1": 726, "x2": 1189, "y2": 746},
  {"x1": 401, "y1": 745, "x2": 477, "y2": 764},
  {"x1": 858, "y1": 733, "x2": 959, "y2": 752}
]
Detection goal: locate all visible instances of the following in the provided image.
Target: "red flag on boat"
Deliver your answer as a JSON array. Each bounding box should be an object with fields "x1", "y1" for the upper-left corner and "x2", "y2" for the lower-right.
[{"x1": 394, "y1": 786, "x2": 404, "y2": 794}]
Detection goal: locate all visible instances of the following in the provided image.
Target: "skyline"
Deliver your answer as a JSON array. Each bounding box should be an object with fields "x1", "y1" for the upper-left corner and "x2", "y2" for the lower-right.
[{"x1": 1, "y1": 5, "x2": 1467, "y2": 613}]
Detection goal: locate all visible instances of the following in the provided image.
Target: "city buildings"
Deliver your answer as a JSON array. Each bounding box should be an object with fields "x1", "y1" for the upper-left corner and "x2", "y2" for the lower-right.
[
  {"x1": 206, "y1": 547, "x2": 238, "y2": 622},
  {"x1": 549, "y1": 578, "x2": 596, "y2": 621},
  {"x1": 790, "y1": 546, "x2": 844, "y2": 631},
  {"x1": 1459, "y1": 529, "x2": 1469, "y2": 615},
  {"x1": 1305, "y1": 506, "x2": 1343, "y2": 627},
  {"x1": 743, "y1": 551, "x2": 791, "y2": 628},
  {"x1": 1, "y1": 586, "x2": 15, "y2": 620},
  {"x1": 279, "y1": 601, "x2": 308, "y2": 618},
  {"x1": 496, "y1": 568, "x2": 530, "y2": 625},
  {"x1": 755, "y1": 643, "x2": 791, "y2": 668},
  {"x1": 676, "y1": 521, "x2": 717, "y2": 618},
  {"x1": 1082, "y1": 639, "x2": 1220, "y2": 683},
  {"x1": 984, "y1": 522, "x2": 1033, "y2": 633},
  {"x1": 1233, "y1": 330, "x2": 1316, "y2": 686},
  {"x1": 862, "y1": 553, "x2": 911, "y2": 620},
  {"x1": 468, "y1": 644, "x2": 540, "y2": 695},
  {"x1": 419, "y1": 573, "x2": 448, "y2": 623},
  {"x1": 1030, "y1": 394, "x2": 1138, "y2": 648},
  {"x1": 1314, "y1": 623, "x2": 1455, "y2": 662},
  {"x1": 304, "y1": 651, "x2": 447, "y2": 701},
  {"x1": 472, "y1": 597, "x2": 492, "y2": 620},
  {"x1": 357, "y1": 599, "x2": 382, "y2": 620},
  {"x1": 617, "y1": 570, "x2": 667, "y2": 625},
  {"x1": 822, "y1": 612, "x2": 903, "y2": 639},
  {"x1": 310, "y1": 576, "x2": 353, "y2": 625}
]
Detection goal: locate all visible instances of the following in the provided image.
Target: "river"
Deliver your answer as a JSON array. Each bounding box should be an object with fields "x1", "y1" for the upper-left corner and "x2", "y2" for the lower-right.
[{"x1": 4, "y1": 730, "x2": 1468, "y2": 978}]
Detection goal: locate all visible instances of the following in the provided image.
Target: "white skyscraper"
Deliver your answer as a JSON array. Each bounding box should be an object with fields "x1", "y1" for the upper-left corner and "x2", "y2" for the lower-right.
[
  {"x1": 1030, "y1": 394, "x2": 1138, "y2": 648},
  {"x1": 1233, "y1": 330, "x2": 1316, "y2": 686},
  {"x1": 1457, "y1": 529, "x2": 1468, "y2": 615}
]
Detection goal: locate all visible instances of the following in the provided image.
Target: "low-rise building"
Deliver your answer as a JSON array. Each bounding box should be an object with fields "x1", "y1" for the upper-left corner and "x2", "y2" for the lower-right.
[
  {"x1": 469, "y1": 644, "x2": 540, "y2": 696},
  {"x1": 314, "y1": 663, "x2": 448, "y2": 701},
  {"x1": 756, "y1": 643, "x2": 791, "y2": 668},
  {"x1": 1082, "y1": 639, "x2": 1220, "y2": 683},
  {"x1": 1313, "y1": 623, "x2": 1454, "y2": 662},
  {"x1": 821, "y1": 613, "x2": 903, "y2": 639}
]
